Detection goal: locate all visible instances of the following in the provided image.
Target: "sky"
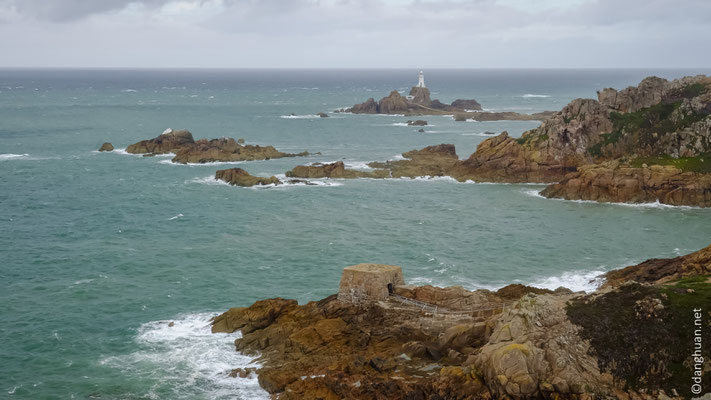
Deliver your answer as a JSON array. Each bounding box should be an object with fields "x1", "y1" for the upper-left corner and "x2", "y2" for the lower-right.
[{"x1": 0, "y1": 0, "x2": 709, "y2": 68}]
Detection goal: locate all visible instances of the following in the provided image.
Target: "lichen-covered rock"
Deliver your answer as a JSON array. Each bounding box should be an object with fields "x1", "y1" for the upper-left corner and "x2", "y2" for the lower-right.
[
  {"x1": 98, "y1": 142, "x2": 114, "y2": 152},
  {"x1": 475, "y1": 295, "x2": 608, "y2": 398},
  {"x1": 214, "y1": 168, "x2": 281, "y2": 187}
]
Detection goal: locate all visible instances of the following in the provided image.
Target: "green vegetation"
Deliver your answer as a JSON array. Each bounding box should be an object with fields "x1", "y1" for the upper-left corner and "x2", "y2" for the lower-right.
[
  {"x1": 677, "y1": 82, "x2": 708, "y2": 99},
  {"x1": 587, "y1": 100, "x2": 709, "y2": 158},
  {"x1": 629, "y1": 153, "x2": 711, "y2": 173},
  {"x1": 516, "y1": 133, "x2": 548, "y2": 146},
  {"x1": 567, "y1": 279, "x2": 711, "y2": 397}
]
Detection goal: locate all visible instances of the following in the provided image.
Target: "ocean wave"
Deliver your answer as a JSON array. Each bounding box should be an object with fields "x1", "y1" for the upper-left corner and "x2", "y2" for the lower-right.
[
  {"x1": 522, "y1": 189, "x2": 703, "y2": 209},
  {"x1": 168, "y1": 214, "x2": 184, "y2": 220},
  {"x1": 526, "y1": 269, "x2": 605, "y2": 292},
  {"x1": 160, "y1": 159, "x2": 248, "y2": 166},
  {"x1": 521, "y1": 94, "x2": 551, "y2": 98},
  {"x1": 121, "y1": 89, "x2": 138, "y2": 93},
  {"x1": 0, "y1": 153, "x2": 29, "y2": 161},
  {"x1": 101, "y1": 313, "x2": 268, "y2": 400},
  {"x1": 187, "y1": 176, "x2": 231, "y2": 186},
  {"x1": 309, "y1": 161, "x2": 374, "y2": 171},
  {"x1": 280, "y1": 114, "x2": 321, "y2": 119}
]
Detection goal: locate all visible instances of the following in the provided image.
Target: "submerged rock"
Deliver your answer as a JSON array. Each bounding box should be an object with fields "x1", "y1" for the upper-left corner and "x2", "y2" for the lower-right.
[
  {"x1": 98, "y1": 142, "x2": 114, "y2": 152},
  {"x1": 214, "y1": 168, "x2": 281, "y2": 187}
]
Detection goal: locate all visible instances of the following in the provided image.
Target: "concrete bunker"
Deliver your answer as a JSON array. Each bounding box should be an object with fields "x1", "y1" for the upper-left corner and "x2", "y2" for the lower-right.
[{"x1": 337, "y1": 263, "x2": 404, "y2": 303}]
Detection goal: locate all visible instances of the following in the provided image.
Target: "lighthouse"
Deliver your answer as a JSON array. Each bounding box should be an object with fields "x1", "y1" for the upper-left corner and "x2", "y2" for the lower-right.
[{"x1": 417, "y1": 70, "x2": 426, "y2": 88}]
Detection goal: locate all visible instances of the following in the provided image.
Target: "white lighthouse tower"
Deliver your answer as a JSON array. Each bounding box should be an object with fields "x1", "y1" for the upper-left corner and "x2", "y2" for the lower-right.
[{"x1": 417, "y1": 70, "x2": 426, "y2": 88}]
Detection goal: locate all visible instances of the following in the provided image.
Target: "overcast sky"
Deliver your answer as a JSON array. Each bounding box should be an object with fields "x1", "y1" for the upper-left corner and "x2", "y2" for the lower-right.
[{"x1": 0, "y1": 0, "x2": 709, "y2": 68}]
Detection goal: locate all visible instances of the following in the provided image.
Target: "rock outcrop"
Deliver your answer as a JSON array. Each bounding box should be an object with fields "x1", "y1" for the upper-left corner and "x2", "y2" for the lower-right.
[
  {"x1": 443, "y1": 75, "x2": 711, "y2": 206},
  {"x1": 124, "y1": 129, "x2": 309, "y2": 164},
  {"x1": 98, "y1": 142, "x2": 114, "y2": 152},
  {"x1": 407, "y1": 120, "x2": 428, "y2": 126},
  {"x1": 211, "y1": 243, "x2": 711, "y2": 399},
  {"x1": 451, "y1": 99, "x2": 483, "y2": 111},
  {"x1": 540, "y1": 161, "x2": 711, "y2": 206},
  {"x1": 603, "y1": 243, "x2": 711, "y2": 287},
  {"x1": 286, "y1": 144, "x2": 460, "y2": 180},
  {"x1": 215, "y1": 168, "x2": 281, "y2": 187},
  {"x1": 126, "y1": 129, "x2": 195, "y2": 154}
]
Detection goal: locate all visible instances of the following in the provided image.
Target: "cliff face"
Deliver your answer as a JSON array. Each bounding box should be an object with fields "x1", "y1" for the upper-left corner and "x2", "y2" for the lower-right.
[{"x1": 211, "y1": 244, "x2": 711, "y2": 399}]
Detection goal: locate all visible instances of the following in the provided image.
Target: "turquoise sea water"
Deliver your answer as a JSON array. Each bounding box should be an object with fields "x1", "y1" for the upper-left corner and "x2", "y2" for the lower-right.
[{"x1": 2, "y1": 68, "x2": 711, "y2": 399}]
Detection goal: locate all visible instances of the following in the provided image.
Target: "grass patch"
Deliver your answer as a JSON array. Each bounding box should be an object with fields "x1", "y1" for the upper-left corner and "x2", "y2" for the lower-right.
[
  {"x1": 567, "y1": 279, "x2": 711, "y2": 397},
  {"x1": 676, "y1": 83, "x2": 708, "y2": 99},
  {"x1": 629, "y1": 153, "x2": 711, "y2": 173}
]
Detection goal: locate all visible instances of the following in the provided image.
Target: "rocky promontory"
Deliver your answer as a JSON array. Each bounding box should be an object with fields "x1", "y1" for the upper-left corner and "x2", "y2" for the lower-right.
[
  {"x1": 125, "y1": 129, "x2": 309, "y2": 164},
  {"x1": 447, "y1": 75, "x2": 711, "y2": 205},
  {"x1": 212, "y1": 245, "x2": 711, "y2": 399}
]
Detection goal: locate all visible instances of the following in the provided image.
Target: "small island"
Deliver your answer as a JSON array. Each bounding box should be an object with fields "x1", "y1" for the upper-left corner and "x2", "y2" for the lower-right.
[
  {"x1": 124, "y1": 129, "x2": 310, "y2": 164},
  {"x1": 342, "y1": 71, "x2": 554, "y2": 121}
]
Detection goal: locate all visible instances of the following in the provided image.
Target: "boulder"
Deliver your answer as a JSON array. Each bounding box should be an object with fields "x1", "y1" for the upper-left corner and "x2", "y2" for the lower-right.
[
  {"x1": 215, "y1": 168, "x2": 281, "y2": 187},
  {"x1": 98, "y1": 142, "x2": 114, "y2": 152},
  {"x1": 316, "y1": 112, "x2": 329, "y2": 118}
]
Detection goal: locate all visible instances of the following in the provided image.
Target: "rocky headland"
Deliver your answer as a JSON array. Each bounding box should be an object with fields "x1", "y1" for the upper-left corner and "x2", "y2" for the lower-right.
[
  {"x1": 345, "y1": 86, "x2": 553, "y2": 121},
  {"x1": 212, "y1": 245, "x2": 711, "y2": 399},
  {"x1": 458, "y1": 75, "x2": 711, "y2": 205},
  {"x1": 125, "y1": 129, "x2": 309, "y2": 164}
]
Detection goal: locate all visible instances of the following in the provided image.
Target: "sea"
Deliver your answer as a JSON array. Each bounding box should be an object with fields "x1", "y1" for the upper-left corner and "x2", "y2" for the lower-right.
[{"x1": 1, "y1": 68, "x2": 711, "y2": 399}]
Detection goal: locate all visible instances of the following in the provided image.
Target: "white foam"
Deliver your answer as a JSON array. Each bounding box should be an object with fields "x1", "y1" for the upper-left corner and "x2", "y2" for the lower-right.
[
  {"x1": 0, "y1": 153, "x2": 29, "y2": 160},
  {"x1": 168, "y1": 214, "x2": 184, "y2": 220},
  {"x1": 187, "y1": 176, "x2": 231, "y2": 186},
  {"x1": 461, "y1": 132, "x2": 497, "y2": 137},
  {"x1": 521, "y1": 94, "x2": 551, "y2": 98},
  {"x1": 121, "y1": 89, "x2": 138, "y2": 93},
  {"x1": 280, "y1": 114, "x2": 321, "y2": 119},
  {"x1": 527, "y1": 270, "x2": 605, "y2": 293},
  {"x1": 390, "y1": 122, "x2": 409, "y2": 127},
  {"x1": 161, "y1": 159, "x2": 247, "y2": 166},
  {"x1": 523, "y1": 189, "x2": 703, "y2": 209},
  {"x1": 101, "y1": 313, "x2": 268, "y2": 400}
]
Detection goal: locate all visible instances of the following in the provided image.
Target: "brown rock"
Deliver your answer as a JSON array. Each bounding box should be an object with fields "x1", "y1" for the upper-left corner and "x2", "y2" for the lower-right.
[
  {"x1": 98, "y1": 142, "x2": 114, "y2": 152},
  {"x1": 603, "y1": 243, "x2": 711, "y2": 287},
  {"x1": 126, "y1": 129, "x2": 195, "y2": 154},
  {"x1": 541, "y1": 161, "x2": 711, "y2": 207},
  {"x1": 215, "y1": 168, "x2": 281, "y2": 187}
]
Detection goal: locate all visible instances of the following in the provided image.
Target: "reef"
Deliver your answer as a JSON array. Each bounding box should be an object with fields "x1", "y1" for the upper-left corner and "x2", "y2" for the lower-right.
[
  {"x1": 212, "y1": 245, "x2": 711, "y2": 399},
  {"x1": 125, "y1": 129, "x2": 309, "y2": 164}
]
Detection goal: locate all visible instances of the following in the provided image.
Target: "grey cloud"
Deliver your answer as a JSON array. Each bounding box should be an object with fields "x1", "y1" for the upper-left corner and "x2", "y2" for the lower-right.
[{"x1": 4, "y1": 0, "x2": 172, "y2": 22}]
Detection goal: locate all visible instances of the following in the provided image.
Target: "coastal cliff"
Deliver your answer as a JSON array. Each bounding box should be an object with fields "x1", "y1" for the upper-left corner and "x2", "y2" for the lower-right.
[{"x1": 212, "y1": 245, "x2": 711, "y2": 399}]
